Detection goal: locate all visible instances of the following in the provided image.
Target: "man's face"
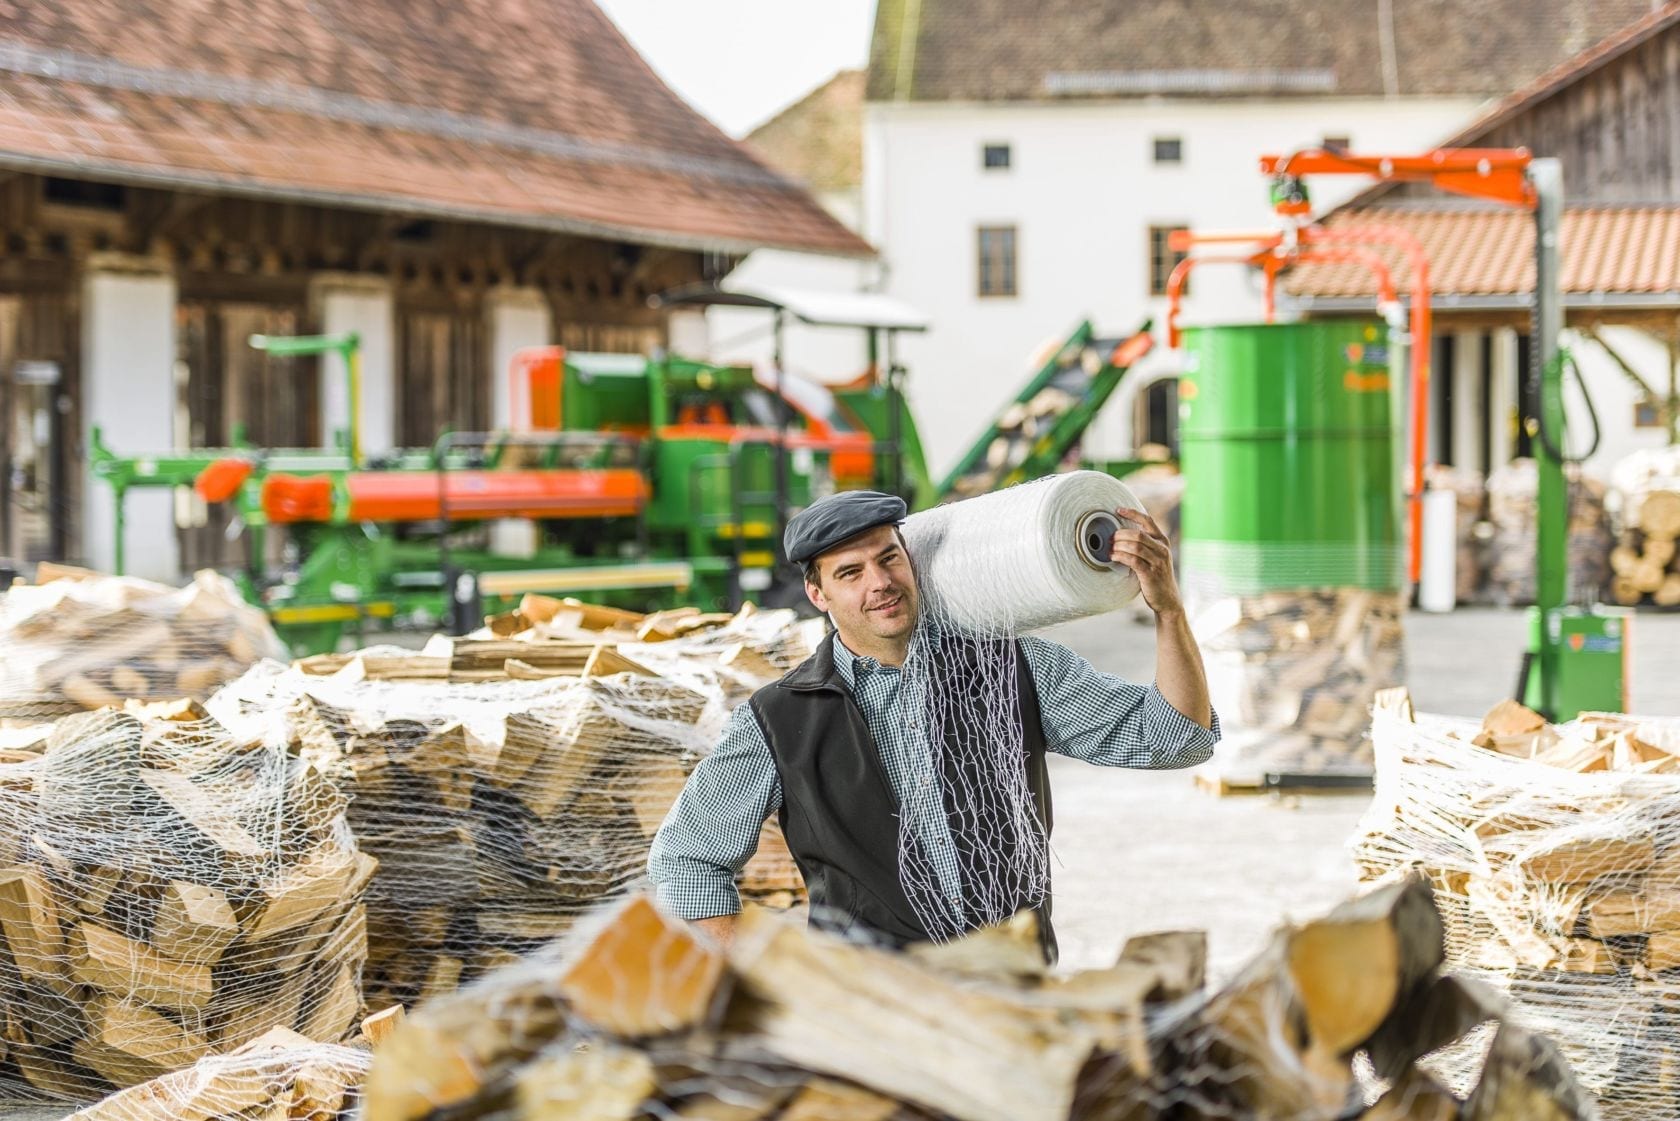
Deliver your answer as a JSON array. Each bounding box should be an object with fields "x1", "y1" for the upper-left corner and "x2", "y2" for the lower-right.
[{"x1": 805, "y1": 524, "x2": 919, "y2": 643}]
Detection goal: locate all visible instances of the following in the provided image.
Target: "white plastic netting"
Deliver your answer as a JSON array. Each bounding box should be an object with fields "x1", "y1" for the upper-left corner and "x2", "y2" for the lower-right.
[
  {"x1": 1354, "y1": 697, "x2": 1680, "y2": 1120},
  {"x1": 0, "y1": 568, "x2": 284, "y2": 722},
  {"x1": 340, "y1": 879, "x2": 1593, "y2": 1121},
  {"x1": 203, "y1": 596, "x2": 822, "y2": 1013},
  {"x1": 0, "y1": 702, "x2": 371, "y2": 1102},
  {"x1": 1189, "y1": 588, "x2": 1406, "y2": 789}
]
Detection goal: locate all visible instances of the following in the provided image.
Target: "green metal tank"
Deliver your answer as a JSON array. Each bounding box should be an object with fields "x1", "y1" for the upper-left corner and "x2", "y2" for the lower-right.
[{"x1": 1178, "y1": 320, "x2": 1402, "y2": 594}]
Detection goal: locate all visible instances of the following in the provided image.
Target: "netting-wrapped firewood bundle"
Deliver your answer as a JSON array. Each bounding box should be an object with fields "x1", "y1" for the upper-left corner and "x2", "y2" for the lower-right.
[
  {"x1": 63, "y1": 1027, "x2": 371, "y2": 1121},
  {"x1": 1484, "y1": 459, "x2": 1613, "y2": 606},
  {"x1": 0, "y1": 702, "x2": 373, "y2": 1102},
  {"x1": 0, "y1": 567, "x2": 284, "y2": 721},
  {"x1": 1354, "y1": 691, "x2": 1680, "y2": 1120},
  {"x1": 1191, "y1": 588, "x2": 1405, "y2": 790},
  {"x1": 1608, "y1": 447, "x2": 1680, "y2": 607},
  {"x1": 356, "y1": 878, "x2": 1591, "y2": 1121},
  {"x1": 207, "y1": 597, "x2": 820, "y2": 1014}
]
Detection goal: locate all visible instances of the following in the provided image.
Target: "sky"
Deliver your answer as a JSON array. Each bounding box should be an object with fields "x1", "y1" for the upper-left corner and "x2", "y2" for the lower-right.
[{"x1": 595, "y1": 1, "x2": 876, "y2": 137}]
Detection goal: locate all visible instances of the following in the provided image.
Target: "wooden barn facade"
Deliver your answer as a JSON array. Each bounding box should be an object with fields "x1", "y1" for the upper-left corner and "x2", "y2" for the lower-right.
[
  {"x1": 1286, "y1": 2, "x2": 1680, "y2": 477},
  {"x1": 0, "y1": 0, "x2": 867, "y2": 579}
]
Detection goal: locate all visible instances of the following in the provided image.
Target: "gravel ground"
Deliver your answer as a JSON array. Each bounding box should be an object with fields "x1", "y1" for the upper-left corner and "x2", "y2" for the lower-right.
[{"x1": 4, "y1": 607, "x2": 1677, "y2": 1119}]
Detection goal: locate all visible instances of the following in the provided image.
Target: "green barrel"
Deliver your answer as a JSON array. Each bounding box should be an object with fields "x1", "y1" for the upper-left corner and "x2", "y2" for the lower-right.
[{"x1": 1178, "y1": 320, "x2": 1402, "y2": 594}]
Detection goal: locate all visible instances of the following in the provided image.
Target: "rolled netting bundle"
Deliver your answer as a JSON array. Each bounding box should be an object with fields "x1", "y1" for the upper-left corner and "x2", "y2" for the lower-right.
[
  {"x1": 62, "y1": 1029, "x2": 370, "y2": 1121},
  {"x1": 0, "y1": 567, "x2": 284, "y2": 721},
  {"x1": 205, "y1": 599, "x2": 823, "y2": 1012},
  {"x1": 1189, "y1": 588, "x2": 1405, "y2": 788},
  {"x1": 0, "y1": 702, "x2": 371, "y2": 1102},
  {"x1": 896, "y1": 470, "x2": 1142, "y2": 940},
  {"x1": 1354, "y1": 697, "x2": 1680, "y2": 1119},
  {"x1": 350, "y1": 878, "x2": 1592, "y2": 1121}
]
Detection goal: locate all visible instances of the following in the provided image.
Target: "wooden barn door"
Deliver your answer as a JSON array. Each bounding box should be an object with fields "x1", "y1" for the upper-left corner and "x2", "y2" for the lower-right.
[
  {"x1": 176, "y1": 301, "x2": 316, "y2": 571},
  {"x1": 398, "y1": 304, "x2": 487, "y2": 448},
  {"x1": 0, "y1": 292, "x2": 78, "y2": 568}
]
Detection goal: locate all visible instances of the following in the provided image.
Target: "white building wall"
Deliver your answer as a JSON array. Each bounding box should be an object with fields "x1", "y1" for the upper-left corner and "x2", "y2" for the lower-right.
[
  {"x1": 83, "y1": 265, "x2": 177, "y2": 580},
  {"x1": 709, "y1": 189, "x2": 880, "y2": 382},
  {"x1": 1565, "y1": 326, "x2": 1676, "y2": 479},
  {"x1": 486, "y1": 289, "x2": 553, "y2": 429},
  {"x1": 866, "y1": 96, "x2": 1482, "y2": 475},
  {"x1": 314, "y1": 277, "x2": 395, "y2": 456}
]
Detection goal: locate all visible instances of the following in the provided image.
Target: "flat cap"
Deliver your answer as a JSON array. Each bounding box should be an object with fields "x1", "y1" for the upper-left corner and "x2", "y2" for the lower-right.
[{"x1": 784, "y1": 490, "x2": 908, "y2": 565}]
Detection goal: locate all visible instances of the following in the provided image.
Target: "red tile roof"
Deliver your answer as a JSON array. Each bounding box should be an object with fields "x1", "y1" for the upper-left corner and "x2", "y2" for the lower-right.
[
  {"x1": 1283, "y1": 206, "x2": 1680, "y2": 304},
  {"x1": 0, "y1": 0, "x2": 872, "y2": 257}
]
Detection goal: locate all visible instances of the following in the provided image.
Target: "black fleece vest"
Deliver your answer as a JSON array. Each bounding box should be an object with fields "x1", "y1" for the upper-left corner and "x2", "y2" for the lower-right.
[{"x1": 747, "y1": 634, "x2": 1057, "y2": 962}]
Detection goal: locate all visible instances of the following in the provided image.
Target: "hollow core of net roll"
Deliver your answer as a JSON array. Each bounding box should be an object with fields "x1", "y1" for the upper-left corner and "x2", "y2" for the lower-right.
[{"x1": 1075, "y1": 509, "x2": 1122, "y2": 571}]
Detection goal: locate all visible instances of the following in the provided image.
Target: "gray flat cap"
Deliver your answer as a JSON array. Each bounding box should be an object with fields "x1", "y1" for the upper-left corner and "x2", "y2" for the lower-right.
[{"x1": 784, "y1": 491, "x2": 907, "y2": 565}]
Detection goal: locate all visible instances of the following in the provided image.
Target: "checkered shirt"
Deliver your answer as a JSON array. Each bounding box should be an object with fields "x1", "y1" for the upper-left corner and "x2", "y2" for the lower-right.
[{"x1": 646, "y1": 631, "x2": 1219, "y2": 921}]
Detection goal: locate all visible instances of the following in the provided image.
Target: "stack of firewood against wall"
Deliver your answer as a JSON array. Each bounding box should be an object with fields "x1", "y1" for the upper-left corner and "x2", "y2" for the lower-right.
[
  {"x1": 0, "y1": 701, "x2": 373, "y2": 1103},
  {"x1": 207, "y1": 595, "x2": 820, "y2": 1014},
  {"x1": 1355, "y1": 689, "x2": 1680, "y2": 1120},
  {"x1": 1609, "y1": 446, "x2": 1680, "y2": 607},
  {"x1": 0, "y1": 567, "x2": 284, "y2": 721}
]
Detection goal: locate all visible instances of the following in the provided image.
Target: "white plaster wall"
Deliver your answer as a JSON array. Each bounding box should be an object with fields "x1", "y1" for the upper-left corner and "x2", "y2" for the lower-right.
[
  {"x1": 1564, "y1": 326, "x2": 1676, "y2": 480},
  {"x1": 708, "y1": 189, "x2": 881, "y2": 382},
  {"x1": 317, "y1": 280, "x2": 395, "y2": 455},
  {"x1": 487, "y1": 290, "x2": 553, "y2": 428},
  {"x1": 83, "y1": 269, "x2": 177, "y2": 580},
  {"x1": 866, "y1": 96, "x2": 1483, "y2": 474}
]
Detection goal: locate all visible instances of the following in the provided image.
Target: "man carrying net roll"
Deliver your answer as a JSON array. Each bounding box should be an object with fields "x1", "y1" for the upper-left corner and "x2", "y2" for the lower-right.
[{"x1": 648, "y1": 488, "x2": 1219, "y2": 962}]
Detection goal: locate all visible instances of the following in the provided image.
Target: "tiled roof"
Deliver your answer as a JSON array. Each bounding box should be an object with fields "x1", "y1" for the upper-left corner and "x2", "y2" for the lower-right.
[
  {"x1": 0, "y1": 0, "x2": 871, "y2": 257},
  {"x1": 745, "y1": 70, "x2": 864, "y2": 193},
  {"x1": 868, "y1": 0, "x2": 1654, "y2": 103},
  {"x1": 1283, "y1": 206, "x2": 1680, "y2": 303}
]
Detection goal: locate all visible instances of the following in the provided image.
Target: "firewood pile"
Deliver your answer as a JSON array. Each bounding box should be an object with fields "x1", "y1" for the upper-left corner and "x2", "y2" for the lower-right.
[
  {"x1": 1355, "y1": 690, "x2": 1680, "y2": 1119},
  {"x1": 1609, "y1": 447, "x2": 1680, "y2": 607},
  {"x1": 1484, "y1": 459, "x2": 1613, "y2": 606},
  {"x1": 1426, "y1": 464, "x2": 1486, "y2": 605},
  {"x1": 351, "y1": 879, "x2": 1589, "y2": 1121},
  {"x1": 1190, "y1": 588, "x2": 1405, "y2": 790},
  {"x1": 207, "y1": 595, "x2": 818, "y2": 1014},
  {"x1": 0, "y1": 567, "x2": 284, "y2": 720},
  {"x1": 0, "y1": 703, "x2": 373, "y2": 1102}
]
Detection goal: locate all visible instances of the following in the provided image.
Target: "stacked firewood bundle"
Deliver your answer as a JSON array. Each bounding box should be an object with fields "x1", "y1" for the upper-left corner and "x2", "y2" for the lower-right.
[
  {"x1": 208, "y1": 597, "x2": 817, "y2": 1013},
  {"x1": 1355, "y1": 692, "x2": 1680, "y2": 1119},
  {"x1": 0, "y1": 704, "x2": 373, "y2": 1101},
  {"x1": 355, "y1": 879, "x2": 1589, "y2": 1121},
  {"x1": 1608, "y1": 447, "x2": 1680, "y2": 607},
  {"x1": 63, "y1": 1028, "x2": 372, "y2": 1121},
  {"x1": 0, "y1": 567, "x2": 284, "y2": 720},
  {"x1": 1484, "y1": 459, "x2": 1614, "y2": 606},
  {"x1": 1191, "y1": 588, "x2": 1405, "y2": 790}
]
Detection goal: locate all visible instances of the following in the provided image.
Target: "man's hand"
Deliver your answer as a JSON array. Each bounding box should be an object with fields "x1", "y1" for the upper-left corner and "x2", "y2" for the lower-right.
[{"x1": 1110, "y1": 507, "x2": 1183, "y2": 618}]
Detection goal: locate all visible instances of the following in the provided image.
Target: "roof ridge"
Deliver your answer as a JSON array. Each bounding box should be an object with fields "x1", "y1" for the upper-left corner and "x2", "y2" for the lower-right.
[{"x1": 0, "y1": 38, "x2": 789, "y2": 189}]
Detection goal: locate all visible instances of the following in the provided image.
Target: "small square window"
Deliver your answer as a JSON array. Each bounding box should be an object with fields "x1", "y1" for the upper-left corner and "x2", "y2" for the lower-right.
[
  {"x1": 1148, "y1": 224, "x2": 1190, "y2": 297},
  {"x1": 1321, "y1": 135, "x2": 1352, "y2": 152},
  {"x1": 982, "y1": 143, "x2": 1012, "y2": 170},
  {"x1": 978, "y1": 225, "x2": 1018, "y2": 298},
  {"x1": 1152, "y1": 136, "x2": 1183, "y2": 164}
]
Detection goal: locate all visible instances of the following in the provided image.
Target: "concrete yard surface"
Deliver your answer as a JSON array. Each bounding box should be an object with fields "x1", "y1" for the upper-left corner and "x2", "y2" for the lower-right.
[{"x1": 3, "y1": 607, "x2": 1676, "y2": 1119}]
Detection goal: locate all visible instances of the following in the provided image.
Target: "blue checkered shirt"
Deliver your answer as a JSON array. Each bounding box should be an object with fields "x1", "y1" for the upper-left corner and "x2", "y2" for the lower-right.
[{"x1": 647, "y1": 632, "x2": 1219, "y2": 921}]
